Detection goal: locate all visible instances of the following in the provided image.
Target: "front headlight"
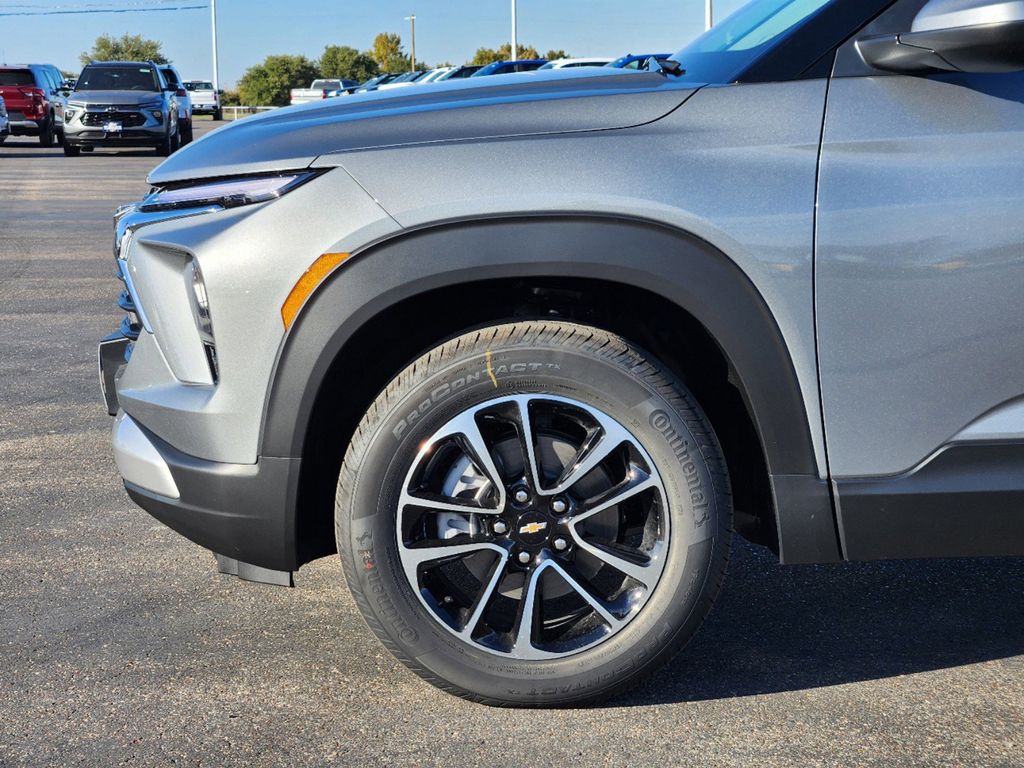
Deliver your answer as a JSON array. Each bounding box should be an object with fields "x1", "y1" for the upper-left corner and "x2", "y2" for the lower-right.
[{"x1": 140, "y1": 172, "x2": 319, "y2": 212}]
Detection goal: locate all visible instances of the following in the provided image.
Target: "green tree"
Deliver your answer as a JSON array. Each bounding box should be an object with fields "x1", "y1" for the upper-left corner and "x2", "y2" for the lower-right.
[
  {"x1": 544, "y1": 49, "x2": 570, "y2": 60},
  {"x1": 470, "y1": 47, "x2": 501, "y2": 66},
  {"x1": 319, "y1": 45, "x2": 379, "y2": 83},
  {"x1": 80, "y1": 33, "x2": 168, "y2": 66},
  {"x1": 472, "y1": 43, "x2": 542, "y2": 65},
  {"x1": 371, "y1": 32, "x2": 409, "y2": 72},
  {"x1": 499, "y1": 42, "x2": 541, "y2": 60},
  {"x1": 237, "y1": 54, "x2": 320, "y2": 106}
]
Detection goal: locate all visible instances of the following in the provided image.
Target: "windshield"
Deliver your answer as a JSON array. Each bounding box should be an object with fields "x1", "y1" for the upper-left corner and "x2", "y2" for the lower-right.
[
  {"x1": 76, "y1": 65, "x2": 160, "y2": 92},
  {"x1": 672, "y1": 0, "x2": 832, "y2": 83},
  {"x1": 186, "y1": 81, "x2": 214, "y2": 91}
]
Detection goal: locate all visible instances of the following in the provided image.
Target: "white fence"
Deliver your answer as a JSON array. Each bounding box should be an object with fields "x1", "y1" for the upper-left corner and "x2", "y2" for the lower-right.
[{"x1": 220, "y1": 106, "x2": 278, "y2": 121}]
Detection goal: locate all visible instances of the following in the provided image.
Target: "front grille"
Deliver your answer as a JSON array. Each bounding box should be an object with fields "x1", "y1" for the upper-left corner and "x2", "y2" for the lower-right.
[{"x1": 83, "y1": 110, "x2": 146, "y2": 128}]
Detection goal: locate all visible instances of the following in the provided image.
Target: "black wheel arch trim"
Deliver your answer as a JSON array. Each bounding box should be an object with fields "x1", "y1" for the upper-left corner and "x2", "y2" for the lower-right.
[{"x1": 258, "y1": 214, "x2": 840, "y2": 565}]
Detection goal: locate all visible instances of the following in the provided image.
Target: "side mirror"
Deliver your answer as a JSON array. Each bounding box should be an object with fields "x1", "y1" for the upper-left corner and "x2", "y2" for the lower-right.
[
  {"x1": 858, "y1": 0, "x2": 1024, "y2": 74},
  {"x1": 644, "y1": 56, "x2": 685, "y2": 76}
]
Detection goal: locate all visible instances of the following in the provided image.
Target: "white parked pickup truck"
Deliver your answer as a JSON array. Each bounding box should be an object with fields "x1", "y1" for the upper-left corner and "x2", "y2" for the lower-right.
[
  {"x1": 185, "y1": 80, "x2": 221, "y2": 120},
  {"x1": 289, "y1": 79, "x2": 357, "y2": 106}
]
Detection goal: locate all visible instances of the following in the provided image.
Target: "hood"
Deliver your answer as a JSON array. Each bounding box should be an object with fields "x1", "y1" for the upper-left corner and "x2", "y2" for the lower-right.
[
  {"x1": 149, "y1": 68, "x2": 702, "y2": 184},
  {"x1": 68, "y1": 90, "x2": 163, "y2": 106}
]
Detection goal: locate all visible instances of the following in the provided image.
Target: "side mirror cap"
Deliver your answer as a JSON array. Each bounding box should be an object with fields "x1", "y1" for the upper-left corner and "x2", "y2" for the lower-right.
[{"x1": 858, "y1": 0, "x2": 1024, "y2": 74}]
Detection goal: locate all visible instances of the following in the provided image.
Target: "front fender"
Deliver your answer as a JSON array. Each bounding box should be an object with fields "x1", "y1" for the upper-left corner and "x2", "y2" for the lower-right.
[{"x1": 259, "y1": 216, "x2": 839, "y2": 563}]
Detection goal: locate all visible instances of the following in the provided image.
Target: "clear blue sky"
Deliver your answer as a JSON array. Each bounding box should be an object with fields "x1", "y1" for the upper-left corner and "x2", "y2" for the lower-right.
[{"x1": 0, "y1": 0, "x2": 747, "y2": 87}]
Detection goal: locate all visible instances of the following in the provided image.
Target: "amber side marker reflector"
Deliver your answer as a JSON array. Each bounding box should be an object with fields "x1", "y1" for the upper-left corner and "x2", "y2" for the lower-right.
[{"x1": 281, "y1": 252, "x2": 351, "y2": 329}]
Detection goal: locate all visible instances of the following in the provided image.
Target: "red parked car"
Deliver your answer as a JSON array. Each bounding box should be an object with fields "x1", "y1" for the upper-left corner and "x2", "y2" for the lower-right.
[{"x1": 0, "y1": 64, "x2": 66, "y2": 146}]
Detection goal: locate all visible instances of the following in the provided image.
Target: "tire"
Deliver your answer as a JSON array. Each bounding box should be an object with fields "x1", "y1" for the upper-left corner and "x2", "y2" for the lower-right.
[
  {"x1": 181, "y1": 119, "x2": 194, "y2": 146},
  {"x1": 213, "y1": 108, "x2": 223, "y2": 121},
  {"x1": 38, "y1": 117, "x2": 54, "y2": 147},
  {"x1": 155, "y1": 128, "x2": 177, "y2": 157},
  {"x1": 62, "y1": 142, "x2": 80, "y2": 157},
  {"x1": 336, "y1": 321, "x2": 732, "y2": 707}
]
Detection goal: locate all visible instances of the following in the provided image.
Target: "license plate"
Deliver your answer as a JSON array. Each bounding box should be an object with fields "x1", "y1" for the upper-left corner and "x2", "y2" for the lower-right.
[{"x1": 104, "y1": 121, "x2": 123, "y2": 133}]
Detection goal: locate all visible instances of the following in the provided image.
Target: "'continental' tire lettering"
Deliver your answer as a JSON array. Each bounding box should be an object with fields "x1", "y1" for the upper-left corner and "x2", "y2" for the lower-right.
[{"x1": 650, "y1": 409, "x2": 710, "y2": 526}]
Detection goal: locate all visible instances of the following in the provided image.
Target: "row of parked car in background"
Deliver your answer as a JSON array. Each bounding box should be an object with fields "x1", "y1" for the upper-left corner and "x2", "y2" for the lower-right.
[
  {"x1": 289, "y1": 53, "x2": 672, "y2": 105},
  {"x1": 0, "y1": 60, "x2": 220, "y2": 155}
]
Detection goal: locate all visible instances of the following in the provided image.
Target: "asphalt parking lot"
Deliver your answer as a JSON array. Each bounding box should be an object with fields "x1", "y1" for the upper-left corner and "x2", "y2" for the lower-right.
[{"x1": 1, "y1": 121, "x2": 1023, "y2": 767}]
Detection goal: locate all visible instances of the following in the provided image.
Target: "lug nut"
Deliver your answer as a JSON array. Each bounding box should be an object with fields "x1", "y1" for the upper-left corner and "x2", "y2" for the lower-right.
[
  {"x1": 492, "y1": 520, "x2": 508, "y2": 535},
  {"x1": 552, "y1": 499, "x2": 568, "y2": 514},
  {"x1": 553, "y1": 538, "x2": 569, "y2": 552},
  {"x1": 514, "y1": 489, "x2": 530, "y2": 504},
  {"x1": 517, "y1": 551, "x2": 532, "y2": 565}
]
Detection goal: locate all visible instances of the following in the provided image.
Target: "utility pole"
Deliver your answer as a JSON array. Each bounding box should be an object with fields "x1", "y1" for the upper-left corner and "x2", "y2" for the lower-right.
[
  {"x1": 405, "y1": 14, "x2": 416, "y2": 72},
  {"x1": 211, "y1": 0, "x2": 220, "y2": 93},
  {"x1": 511, "y1": 0, "x2": 518, "y2": 61},
  {"x1": 705, "y1": 0, "x2": 713, "y2": 30}
]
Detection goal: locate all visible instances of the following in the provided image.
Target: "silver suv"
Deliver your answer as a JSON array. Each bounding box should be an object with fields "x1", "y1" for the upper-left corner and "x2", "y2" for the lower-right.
[
  {"x1": 64, "y1": 61, "x2": 180, "y2": 156},
  {"x1": 101, "y1": 0, "x2": 1024, "y2": 706}
]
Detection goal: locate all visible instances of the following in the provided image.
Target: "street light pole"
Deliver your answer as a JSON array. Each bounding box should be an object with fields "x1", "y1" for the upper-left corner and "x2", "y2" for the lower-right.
[
  {"x1": 511, "y1": 0, "x2": 517, "y2": 61},
  {"x1": 705, "y1": 0, "x2": 713, "y2": 30},
  {"x1": 405, "y1": 14, "x2": 416, "y2": 72},
  {"x1": 210, "y1": 0, "x2": 220, "y2": 93}
]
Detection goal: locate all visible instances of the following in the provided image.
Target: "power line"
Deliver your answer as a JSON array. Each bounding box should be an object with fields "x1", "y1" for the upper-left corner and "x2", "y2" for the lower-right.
[
  {"x1": 3, "y1": 0, "x2": 194, "y2": 7},
  {"x1": 0, "y1": 3, "x2": 206, "y2": 17}
]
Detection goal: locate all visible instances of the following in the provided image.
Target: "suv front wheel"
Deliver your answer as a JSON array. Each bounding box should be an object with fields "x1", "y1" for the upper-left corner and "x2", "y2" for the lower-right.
[
  {"x1": 155, "y1": 127, "x2": 179, "y2": 157},
  {"x1": 336, "y1": 321, "x2": 732, "y2": 706}
]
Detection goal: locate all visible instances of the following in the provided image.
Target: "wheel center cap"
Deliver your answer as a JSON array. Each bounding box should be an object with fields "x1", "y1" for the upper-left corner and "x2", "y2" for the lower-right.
[{"x1": 515, "y1": 511, "x2": 550, "y2": 546}]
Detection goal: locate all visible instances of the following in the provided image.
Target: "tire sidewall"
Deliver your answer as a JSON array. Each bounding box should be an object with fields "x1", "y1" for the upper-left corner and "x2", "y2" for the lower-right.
[{"x1": 340, "y1": 333, "x2": 727, "y2": 705}]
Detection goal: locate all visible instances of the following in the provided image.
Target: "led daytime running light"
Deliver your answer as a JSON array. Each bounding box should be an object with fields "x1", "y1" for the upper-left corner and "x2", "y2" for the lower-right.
[{"x1": 140, "y1": 173, "x2": 314, "y2": 212}]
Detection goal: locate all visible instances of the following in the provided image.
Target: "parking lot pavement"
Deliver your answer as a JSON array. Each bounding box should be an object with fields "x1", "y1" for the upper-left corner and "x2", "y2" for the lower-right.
[{"x1": 1, "y1": 122, "x2": 1023, "y2": 768}]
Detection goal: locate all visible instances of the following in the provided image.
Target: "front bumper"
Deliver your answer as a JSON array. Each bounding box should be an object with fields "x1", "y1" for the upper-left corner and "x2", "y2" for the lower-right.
[
  {"x1": 65, "y1": 129, "x2": 166, "y2": 147},
  {"x1": 100, "y1": 167, "x2": 400, "y2": 577},
  {"x1": 100, "y1": 337, "x2": 303, "y2": 576},
  {"x1": 115, "y1": 413, "x2": 301, "y2": 573}
]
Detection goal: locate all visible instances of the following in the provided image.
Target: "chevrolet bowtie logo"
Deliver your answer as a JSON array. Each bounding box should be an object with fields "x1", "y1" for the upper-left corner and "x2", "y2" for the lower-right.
[{"x1": 519, "y1": 521, "x2": 548, "y2": 535}]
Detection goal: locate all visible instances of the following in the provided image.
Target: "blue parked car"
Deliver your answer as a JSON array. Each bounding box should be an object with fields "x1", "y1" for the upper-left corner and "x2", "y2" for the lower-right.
[
  {"x1": 471, "y1": 59, "x2": 548, "y2": 77},
  {"x1": 605, "y1": 53, "x2": 674, "y2": 70}
]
